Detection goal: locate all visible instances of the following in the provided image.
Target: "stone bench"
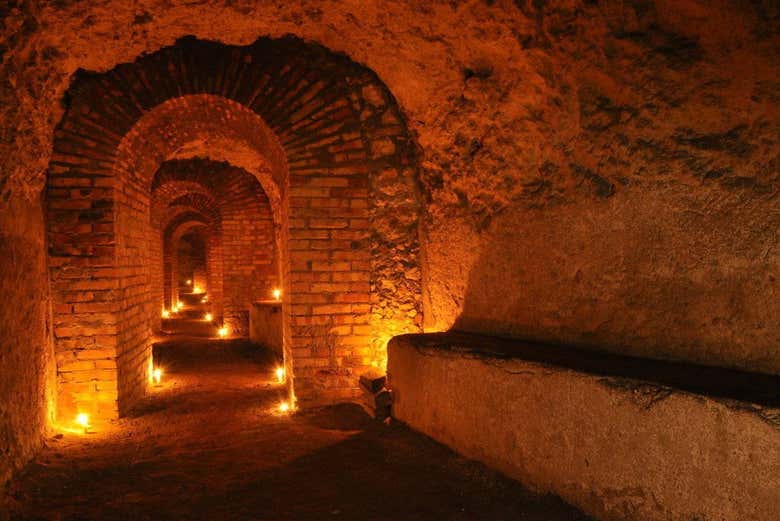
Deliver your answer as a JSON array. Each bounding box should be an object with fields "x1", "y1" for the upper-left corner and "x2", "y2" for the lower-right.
[{"x1": 387, "y1": 332, "x2": 780, "y2": 521}]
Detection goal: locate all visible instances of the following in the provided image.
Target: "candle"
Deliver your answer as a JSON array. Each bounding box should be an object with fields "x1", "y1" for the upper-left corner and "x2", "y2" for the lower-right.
[{"x1": 75, "y1": 413, "x2": 90, "y2": 433}]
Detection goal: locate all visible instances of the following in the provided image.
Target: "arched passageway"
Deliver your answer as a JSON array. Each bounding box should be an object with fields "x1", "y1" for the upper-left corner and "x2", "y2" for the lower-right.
[
  {"x1": 152, "y1": 159, "x2": 278, "y2": 335},
  {"x1": 46, "y1": 36, "x2": 422, "y2": 422}
]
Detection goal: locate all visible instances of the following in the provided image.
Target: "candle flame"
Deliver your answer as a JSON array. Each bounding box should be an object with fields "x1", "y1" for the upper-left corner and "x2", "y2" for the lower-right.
[
  {"x1": 279, "y1": 401, "x2": 290, "y2": 413},
  {"x1": 152, "y1": 367, "x2": 163, "y2": 385},
  {"x1": 204, "y1": 312, "x2": 213, "y2": 322},
  {"x1": 217, "y1": 326, "x2": 229, "y2": 338},
  {"x1": 75, "y1": 413, "x2": 90, "y2": 430},
  {"x1": 275, "y1": 366, "x2": 285, "y2": 383},
  {"x1": 272, "y1": 288, "x2": 281, "y2": 300},
  {"x1": 186, "y1": 279, "x2": 192, "y2": 285},
  {"x1": 161, "y1": 309, "x2": 170, "y2": 319}
]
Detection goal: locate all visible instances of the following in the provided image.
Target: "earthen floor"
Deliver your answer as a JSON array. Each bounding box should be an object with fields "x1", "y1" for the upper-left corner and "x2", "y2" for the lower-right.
[{"x1": 4, "y1": 316, "x2": 591, "y2": 521}]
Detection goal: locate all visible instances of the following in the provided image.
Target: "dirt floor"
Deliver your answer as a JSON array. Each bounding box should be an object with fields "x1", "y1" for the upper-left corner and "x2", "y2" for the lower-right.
[{"x1": 2, "y1": 308, "x2": 592, "y2": 521}]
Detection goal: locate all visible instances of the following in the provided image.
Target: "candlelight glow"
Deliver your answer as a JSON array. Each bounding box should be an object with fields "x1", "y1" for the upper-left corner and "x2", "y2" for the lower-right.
[
  {"x1": 275, "y1": 366, "x2": 285, "y2": 383},
  {"x1": 161, "y1": 309, "x2": 170, "y2": 319},
  {"x1": 272, "y1": 288, "x2": 281, "y2": 300},
  {"x1": 176, "y1": 301, "x2": 183, "y2": 310},
  {"x1": 201, "y1": 296, "x2": 208, "y2": 303},
  {"x1": 204, "y1": 312, "x2": 213, "y2": 321},
  {"x1": 193, "y1": 285, "x2": 203, "y2": 293},
  {"x1": 75, "y1": 413, "x2": 90, "y2": 430},
  {"x1": 279, "y1": 401, "x2": 290, "y2": 413},
  {"x1": 153, "y1": 367, "x2": 163, "y2": 385},
  {"x1": 186, "y1": 279, "x2": 192, "y2": 285},
  {"x1": 217, "y1": 325, "x2": 229, "y2": 338}
]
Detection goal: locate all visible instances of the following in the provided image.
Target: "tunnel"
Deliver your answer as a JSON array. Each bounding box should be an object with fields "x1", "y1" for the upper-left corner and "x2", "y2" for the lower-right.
[{"x1": 0, "y1": 2, "x2": 779, "y2": 520}]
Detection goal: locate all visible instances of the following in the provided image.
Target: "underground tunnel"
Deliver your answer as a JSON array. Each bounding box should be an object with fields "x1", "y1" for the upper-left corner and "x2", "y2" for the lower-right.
[{"x1": 0, "y1": 1, "x2": 778, "y2": 520}]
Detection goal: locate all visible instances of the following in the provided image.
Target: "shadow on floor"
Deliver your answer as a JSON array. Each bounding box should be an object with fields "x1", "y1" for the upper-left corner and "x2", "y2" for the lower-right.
[{"x1": 3, "y1": 336, "x2": 593, "y2": 521}]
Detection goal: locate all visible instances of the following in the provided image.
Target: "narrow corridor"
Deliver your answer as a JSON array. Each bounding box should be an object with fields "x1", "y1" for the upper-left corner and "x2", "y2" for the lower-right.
[{"x1": 4, "y1": 306, "x2": 590, "y2": 521}]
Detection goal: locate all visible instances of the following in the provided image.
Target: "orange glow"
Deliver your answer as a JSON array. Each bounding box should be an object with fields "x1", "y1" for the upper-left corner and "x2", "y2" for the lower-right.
[
  {"x1": 278, "y1": 401, "x2": 290, "y2": 413},
  {"x1": 272, "y1": 288, "x2": 281, "y2": 300},
  {"x1": 176, "y1": 301, "x2": 183, "y2": 310},
  {"x1": 75, "y1": 413, "x2": 90, "y2": 431},
  {"x1": 153, "y1": 367, "x2": 163, "y2": 385},
  {"x1": 201, "y1": 296, "x2": 208, "y2": 303},
  {"x1": 204, "y1": 312, "x2": 213, "y2": 322},
  {"x1": 217, "y1": 325, "x2": 229, "y2": 338},
  {"x1": 193, "y1": 285, "x2": 203, "y2": 293},
  {"x1": 186, "y1": 279, "x2": 192, "y2": 285},
  {"x1": 275, "y1": 366, "x2": 285, "y2": 383},
  {"x1": 161, "y1": 309, "x2": 170, "y2": 319}
]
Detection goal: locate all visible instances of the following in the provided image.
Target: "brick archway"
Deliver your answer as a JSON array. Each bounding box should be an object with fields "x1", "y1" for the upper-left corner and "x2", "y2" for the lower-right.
[
  {"x1": 151, "y1": 159, "x2": 277, "y2": 335},
  {"x1": 46, "y1": 36, "x2": 421, "y2": 421}
]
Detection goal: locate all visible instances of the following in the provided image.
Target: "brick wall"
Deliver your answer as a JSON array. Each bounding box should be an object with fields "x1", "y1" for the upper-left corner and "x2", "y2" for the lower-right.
[
  {"x1": 176, "y1": 232, "x2": 207, "y2": 294},
  {"x1": 150, "y1": 179, "x2": 217, "y2": 322},
  {"x1": 46, "y1": 37, "x2": 421, "y2": 416},
  {"x1": 152, "y1": 159, "x2": 277, "y2": 335}
]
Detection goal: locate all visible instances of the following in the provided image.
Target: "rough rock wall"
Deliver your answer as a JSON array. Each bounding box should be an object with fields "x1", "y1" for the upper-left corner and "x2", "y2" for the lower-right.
[
  {"x1": 0, "y1": 0, "x2": 778, "y2": 488},
  {"x1": 1, "y1": 0, "x2": 775, "y2": 377},
  {"x1": 422, "y1": 1, "x2": 780, "y2": 375},
  {"x1": 0, "y1": 198, "x2": 55, "y2": 491}
]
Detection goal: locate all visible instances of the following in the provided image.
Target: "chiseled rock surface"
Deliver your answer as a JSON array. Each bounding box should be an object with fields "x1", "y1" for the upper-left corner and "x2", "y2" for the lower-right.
[
  {"x1": 0, "y1": 0, "x2": 778, "y2": 490},
  {"x1": 388, "y1": 332, "x2": 780, "y2": 521},
  {"x1": 1, "y1": 0, "x2": 778, "y2": 373}
]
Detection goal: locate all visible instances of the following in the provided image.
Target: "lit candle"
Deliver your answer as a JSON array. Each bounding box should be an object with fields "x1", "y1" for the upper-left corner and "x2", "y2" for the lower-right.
[
  {"x1": 161, "y1": 309, "x2": 170, "y2": 319},
  {"x1": 204, "y1": 312, "x2": 213, "y2": 322},
  {"x1": 278, "y1": 401, "x2": 290, "y2": 413},
  {"x1": 217, "y1": 325, "x2": 229, "y2": 338},
  {"x1": 75, "y1": 413, "x2": 90, "y2": 433},
  {"x1": 272, "y1": 288, "x2": 281, "y2": 300},
  {"x1": 152, "y1": 367, "x2": 162, "y2": 385},
  {"x1": 186, "y1": 279, "x2": 192, "y2": 285},
  {"x1": 275, "y1": 366, "x2": 285, "y2": 383}
]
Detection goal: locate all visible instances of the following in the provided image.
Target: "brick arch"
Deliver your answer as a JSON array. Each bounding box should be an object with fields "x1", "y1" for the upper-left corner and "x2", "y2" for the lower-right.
[
  {"x1": 164, "y1": 217, "x2": 217, "y2": 321},
  {"x1": 168, "y1": 195, "x2": 221, "y2": 219},
  {"x1": 152, "y1": 182, "x2": 216, "y2": 218},
  {"x1": 47, "y1": 36, "x2": 421, "y2": 419},
  {"x1": 115, "y1": 95, "x2": 284, "y2": 219},
  {"x1": 151, "y1": 159, "x2": 277, "y2": 335},
  {"x1": 175, "y1": 228, "x2": 209, "y2": 296},
  {"x1": 159, "y1": 199, "x2": 221, "y2": 319}
]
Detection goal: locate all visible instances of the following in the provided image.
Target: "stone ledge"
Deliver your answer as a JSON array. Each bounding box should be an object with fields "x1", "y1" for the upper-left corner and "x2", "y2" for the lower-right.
[
  {"x1": 252, "y1": 300, "x2": 283, "y2": 308},
  {"x1": 388, "y1": 332, "x2": 780, "y2": 521},
  {"x1": 394, "y1": 332, "x2": 780, "y2": 412}
]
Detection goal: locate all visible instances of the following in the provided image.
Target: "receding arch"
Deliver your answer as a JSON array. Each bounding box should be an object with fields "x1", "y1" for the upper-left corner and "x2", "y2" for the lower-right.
[
  {"x1": 116, "y1": 94, "x2": 285, "y2": 218},
  {"x1": 46, "y1": 36, "x2": 422, "y2": 420}
]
